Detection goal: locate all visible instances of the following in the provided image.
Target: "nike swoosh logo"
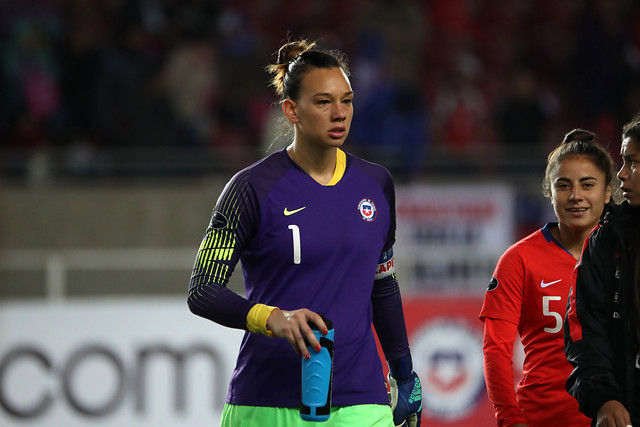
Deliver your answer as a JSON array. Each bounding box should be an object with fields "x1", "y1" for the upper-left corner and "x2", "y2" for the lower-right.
[
  {"x1": 284, "y1": 207, "x2": 306, "y2": 216},
  {"x1": 540, "y1": 279, "x2": 562, "y2": 288}
]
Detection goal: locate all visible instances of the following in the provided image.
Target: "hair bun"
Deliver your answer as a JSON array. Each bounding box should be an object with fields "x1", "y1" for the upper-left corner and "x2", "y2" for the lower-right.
[
  {"x1": 562, "y1": 128, "x2": 595, "y2": 145},
  {"x1": 276, "y1": 40, "x2": 316, "y2": 65},
  {"x1": 266, "y1": 38, "x2": 346, "y2": 100}
]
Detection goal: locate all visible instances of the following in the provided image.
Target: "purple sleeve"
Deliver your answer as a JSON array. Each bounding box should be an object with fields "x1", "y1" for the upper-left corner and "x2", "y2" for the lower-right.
[
  {"x1": 188, "y1": 280, "x2": 255, "y2": 330},
  {"x1": 371, "y1": 166, "x2": 411, "y2": 372},
  {"x1": 187, "y1": 170, "x2": 259, "y2": 330},
  {"x1": 371, "y1": 273, "x2": 411, "y2": 369},
  {"x1": 382, "y1": 167, "x2": 397, "y2": 249}
]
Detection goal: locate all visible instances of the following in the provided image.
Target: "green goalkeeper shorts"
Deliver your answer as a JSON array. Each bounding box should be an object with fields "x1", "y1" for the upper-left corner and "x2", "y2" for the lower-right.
[{"x1": 220, "y1": 403, "x2": 394, "y2": 426}]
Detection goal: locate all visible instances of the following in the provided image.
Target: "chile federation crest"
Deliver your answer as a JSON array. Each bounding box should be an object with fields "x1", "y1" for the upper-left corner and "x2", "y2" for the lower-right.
[{"x1": 357, "y1": 198, "x2": 377, "y2": 222}]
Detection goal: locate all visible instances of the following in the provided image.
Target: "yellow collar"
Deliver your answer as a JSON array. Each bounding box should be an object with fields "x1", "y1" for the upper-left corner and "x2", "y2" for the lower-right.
[{"x1": 325, "y1": 149, "x2": 346, "y2": 186}]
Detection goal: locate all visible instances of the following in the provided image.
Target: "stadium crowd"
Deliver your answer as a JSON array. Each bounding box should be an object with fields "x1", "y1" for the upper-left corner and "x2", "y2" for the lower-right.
[{"x1": 1, "y1": 0, "x2": 640, "y2": 180}]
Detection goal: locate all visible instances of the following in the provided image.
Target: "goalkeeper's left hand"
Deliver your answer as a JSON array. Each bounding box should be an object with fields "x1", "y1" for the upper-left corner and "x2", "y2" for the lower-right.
[{"x1": 388, "y1": 370, "x2": 422, "y2": 427}]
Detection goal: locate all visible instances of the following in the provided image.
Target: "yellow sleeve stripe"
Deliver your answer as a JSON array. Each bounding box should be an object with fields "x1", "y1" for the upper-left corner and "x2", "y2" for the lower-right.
[
  {"x1": 247, "y1": 304, "x2": 279, "y2": 337},
  {"x1": 325, "y1": 148, "x2": 346, "y2": 186}
]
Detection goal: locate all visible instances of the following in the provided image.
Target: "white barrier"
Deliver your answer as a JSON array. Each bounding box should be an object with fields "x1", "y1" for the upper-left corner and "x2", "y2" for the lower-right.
[
  {"x1": 0, "y1": 298, "x2": 243, "y2": 426},
  {"x1": 0, "y1": 248, "x2": 198, "y2": 301}
]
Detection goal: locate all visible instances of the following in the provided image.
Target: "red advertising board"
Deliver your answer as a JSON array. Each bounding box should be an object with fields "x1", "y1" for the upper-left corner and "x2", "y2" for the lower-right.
[{"x1": 378, "y1": 295, "x2": 498, "y2": 427}]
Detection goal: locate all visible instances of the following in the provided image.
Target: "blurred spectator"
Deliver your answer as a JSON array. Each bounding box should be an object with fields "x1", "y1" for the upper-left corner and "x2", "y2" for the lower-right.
[
  {"x1": 560, "y1": 0, "x2": 635, "y2": 130},
  {"x1": 54, "y1": 1, "x2": 109, "y2": 178},
  {"x1": 348, "y1": 0, "x2": 429, "y2": 178},
  {"x1": 356, "y1": 0, "x2": 426, "y2": 83},
  {"x1": 1, "y1": 11, "x2": 62, "y2": 149},
  {"x1": 93, "y1": 3, "x2": 176, "y2": 148},
  {"x1": 160, "y1": 37, "x2": 219, "y2": 147},
  {"x1": 349, "y1": 37, "x2": 429, "y2": 180},
  {"x1": 57, "y1": 1, "x2": 107, "y2": 144},
  {"x1": 430, "y1": 47, "x2": 489, "y2": 153},
  {"x1": 494, "y1": 66, "x2": 552, "y2": 146}
]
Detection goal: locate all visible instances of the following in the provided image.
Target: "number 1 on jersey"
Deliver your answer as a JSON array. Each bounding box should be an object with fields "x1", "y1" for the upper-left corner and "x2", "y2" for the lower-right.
[{"x1": 288, "y1": 225, "x2": 301, "y2": 264}]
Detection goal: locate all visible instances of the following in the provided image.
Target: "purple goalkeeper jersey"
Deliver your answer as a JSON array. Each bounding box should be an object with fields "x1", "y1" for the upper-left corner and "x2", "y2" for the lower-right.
[{"x1": 190, "y1": 149, "x2": 396, "y2": 407}]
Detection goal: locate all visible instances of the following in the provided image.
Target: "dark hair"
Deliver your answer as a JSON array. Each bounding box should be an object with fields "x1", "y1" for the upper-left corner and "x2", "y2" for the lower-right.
[
  {"x1": 610, "y1": 114, "x2": 640, "y2": 338},
  {"x1": 542, "y1": 128, "x2": 618, "y2": 200},
  {"x1": 623, "y1": 112, "x2": 640, "y2": 143},
  {"x1": 622, "y1": 113, "x2": 640, "y2": 345},
  {"x1": 266, "y1": 39, "x2": 349, "y2": 102}
]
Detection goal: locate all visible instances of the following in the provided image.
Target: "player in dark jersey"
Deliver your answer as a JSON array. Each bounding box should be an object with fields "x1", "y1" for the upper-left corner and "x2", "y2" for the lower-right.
[
  {"x1": 565, "y1": 114, "x2": 640, "y2": 426},
  {"x1": 188, "y1": 39, "x2": 422, "y2": 426},
  {"x1": 480, "y1": 129, "x2": 617, "y2": 427}
]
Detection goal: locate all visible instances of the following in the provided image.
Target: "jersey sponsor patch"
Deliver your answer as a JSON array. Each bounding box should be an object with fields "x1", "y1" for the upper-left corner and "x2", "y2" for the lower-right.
[
  {"x1": 487, "y1": 276, "x2": 498, "y2": 291},
  {"x1": 357, "y1": 198, "x2": 377, "y2": 222},
  {"x1": 209, "y1": 211, "x2": 228, "y2": 229}
]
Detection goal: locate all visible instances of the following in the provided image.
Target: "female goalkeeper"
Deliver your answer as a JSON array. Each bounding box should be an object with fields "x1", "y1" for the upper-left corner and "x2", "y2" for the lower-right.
[{"x1": 188, "y1": 38, "x2": 422, "y2": 427}]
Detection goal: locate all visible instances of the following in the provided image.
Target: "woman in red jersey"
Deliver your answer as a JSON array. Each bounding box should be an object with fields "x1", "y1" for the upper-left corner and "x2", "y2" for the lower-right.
[{"x1": 479, "y1": 129, "x2": 619, "y2": 427}]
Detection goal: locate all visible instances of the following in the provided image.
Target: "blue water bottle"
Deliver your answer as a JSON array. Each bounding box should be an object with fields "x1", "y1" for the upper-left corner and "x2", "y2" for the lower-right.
[{"x1": 300, "y1": 316, "x2": 334, "y2": 422}]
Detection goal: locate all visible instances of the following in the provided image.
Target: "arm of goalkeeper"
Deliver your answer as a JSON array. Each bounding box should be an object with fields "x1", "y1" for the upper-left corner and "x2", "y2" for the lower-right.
[{"x1": 388, "y1": 355, "x2": 423, "y2": 427}]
